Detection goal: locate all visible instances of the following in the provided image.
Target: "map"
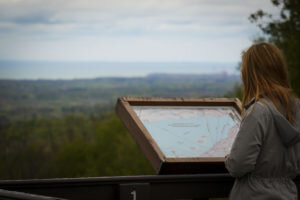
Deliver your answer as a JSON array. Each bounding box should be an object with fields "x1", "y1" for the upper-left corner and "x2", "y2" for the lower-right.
[{"x1": 132, "y1": 106, "x2": 241, "y2": 158}]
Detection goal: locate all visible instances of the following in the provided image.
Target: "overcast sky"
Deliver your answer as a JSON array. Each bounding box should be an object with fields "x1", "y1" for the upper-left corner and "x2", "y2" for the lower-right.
[{"x1": 0, "y1": 0, "x2": 278, "y2": 62}]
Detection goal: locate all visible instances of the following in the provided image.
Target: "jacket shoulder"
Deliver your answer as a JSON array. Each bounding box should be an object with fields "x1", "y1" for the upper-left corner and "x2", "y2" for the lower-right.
[{"x1": 244, "y1": 100, "x2": 271, "y2": 121}]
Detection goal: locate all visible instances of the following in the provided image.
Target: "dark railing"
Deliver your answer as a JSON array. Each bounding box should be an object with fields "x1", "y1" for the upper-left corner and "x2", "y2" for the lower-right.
[
  {"x1": 0, "y1": 174, "x2": 300, "y2": 200},
  {"x1": 0, "y1": 188, "x2": 66, "y2": 200}
]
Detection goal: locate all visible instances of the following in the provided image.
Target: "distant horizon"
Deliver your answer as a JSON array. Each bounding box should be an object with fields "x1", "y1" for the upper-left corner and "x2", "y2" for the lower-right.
[
  {"x1": 0, "y1": 72, "x2": 240, "y2": 81},
  {"x1": 0, "y1": 59, "x2": 239, "y2": 64},
  {"x1": 0, "y1": 60, "x2": 240, "y2": 80}
]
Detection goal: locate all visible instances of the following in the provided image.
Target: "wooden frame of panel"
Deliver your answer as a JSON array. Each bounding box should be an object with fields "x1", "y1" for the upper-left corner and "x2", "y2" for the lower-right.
[{"x1": 115, "y1": 97, "x2": 242, "y2": 174}]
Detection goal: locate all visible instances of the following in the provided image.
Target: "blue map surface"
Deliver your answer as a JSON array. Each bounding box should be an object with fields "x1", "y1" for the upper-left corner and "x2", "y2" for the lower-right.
[{"x1": 133, "y1": 106, "x2": 241, "y2": 158}]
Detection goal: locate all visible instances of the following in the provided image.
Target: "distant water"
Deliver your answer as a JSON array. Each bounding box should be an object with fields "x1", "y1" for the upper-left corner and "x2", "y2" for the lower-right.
[{"x1": 0, "y1": 60, "x2": 239, "y2": 80}]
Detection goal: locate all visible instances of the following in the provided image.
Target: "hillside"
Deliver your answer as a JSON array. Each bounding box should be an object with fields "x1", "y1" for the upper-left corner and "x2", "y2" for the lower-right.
[
  {"x1": 0, "y1": 73, "x2": 240, "y2": 121},
  {"x1": 0, "y1": 73, "x2": 241, "y2": 179}
]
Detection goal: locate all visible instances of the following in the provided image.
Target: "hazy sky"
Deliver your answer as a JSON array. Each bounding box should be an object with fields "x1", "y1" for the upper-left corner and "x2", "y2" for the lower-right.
[{"x1": 0, "y1": 0, "x2": 278, "y2": 62}]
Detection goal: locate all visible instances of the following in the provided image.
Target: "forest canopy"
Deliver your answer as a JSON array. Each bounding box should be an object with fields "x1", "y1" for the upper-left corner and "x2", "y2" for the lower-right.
[{"x1": 0, "y1": 73, "x2": 239, "y2": 179}]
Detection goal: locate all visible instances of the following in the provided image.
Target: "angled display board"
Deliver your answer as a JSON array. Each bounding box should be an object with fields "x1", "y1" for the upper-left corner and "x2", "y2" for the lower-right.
[{"x1": 116, "y1": 97, "x2": 242, "y2": 174}]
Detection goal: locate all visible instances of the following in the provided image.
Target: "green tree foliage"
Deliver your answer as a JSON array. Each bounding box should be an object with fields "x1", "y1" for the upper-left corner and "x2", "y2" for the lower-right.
[
  {"x1": 224, "y1": 84, "x2": 243, "y2": 100},
  {"x1": 226, "y1": 0, "x2": 300, "y2": 99},
  {"x1": 224, "y1": 63, "x2": 244, "y2": 100},
  {"x1": 0, "y1": 74, "x2": 240, "y2": 121},
  {"x1": 0, "y1": 74, "x2": 241, "y2": 179},
  {"x1": 249, "y1": 0, "x2": 300, "y2": 95},
  {"x1": 0, "y1": 113, "x2": 155, "y2": 179}
]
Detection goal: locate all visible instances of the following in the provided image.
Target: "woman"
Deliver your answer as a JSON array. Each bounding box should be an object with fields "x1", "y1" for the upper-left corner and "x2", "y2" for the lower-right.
[{"x1": 225, "y1": 42, "x2": 300, "y2": 200}]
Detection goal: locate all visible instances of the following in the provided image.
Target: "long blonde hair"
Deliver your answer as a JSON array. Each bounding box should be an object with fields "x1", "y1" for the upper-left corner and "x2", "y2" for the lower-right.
[{"x1": 241, "y1": 42, "x2": 297, "y2": 124}]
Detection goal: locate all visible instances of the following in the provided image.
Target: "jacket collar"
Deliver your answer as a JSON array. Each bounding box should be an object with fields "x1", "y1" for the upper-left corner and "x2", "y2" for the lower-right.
[
  {"x1": 244, "y1": 97, "x2": 256, "y2": 110},
  {"x1": 244, "y1": 95, "x2": 264, "y2": 110}
]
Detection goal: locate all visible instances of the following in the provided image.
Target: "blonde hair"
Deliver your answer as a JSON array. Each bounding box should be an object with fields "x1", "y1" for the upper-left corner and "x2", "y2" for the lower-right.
[{"x1": 241, "y1": 42, "x2": 297, "y2": 124}]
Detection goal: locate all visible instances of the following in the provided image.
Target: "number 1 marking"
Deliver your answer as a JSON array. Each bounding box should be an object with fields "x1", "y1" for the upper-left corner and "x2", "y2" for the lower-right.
[{"x1": 131, "y1": 190, "x2": 136, "y2": 200}]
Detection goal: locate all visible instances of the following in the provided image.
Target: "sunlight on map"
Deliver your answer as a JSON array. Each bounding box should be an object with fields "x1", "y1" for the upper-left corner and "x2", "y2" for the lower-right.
[{"x1": 133, "y1": 106, "x2": 241, "y2": 158}]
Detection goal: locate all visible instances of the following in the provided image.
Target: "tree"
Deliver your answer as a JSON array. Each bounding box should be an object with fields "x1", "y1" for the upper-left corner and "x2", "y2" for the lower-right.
[{"x1": 249, "y1": 0, "x2": 300, "y2": 95}]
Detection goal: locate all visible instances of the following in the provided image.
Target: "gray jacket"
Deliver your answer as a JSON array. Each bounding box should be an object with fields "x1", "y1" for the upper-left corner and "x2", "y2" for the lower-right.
[{"x1": 225, "y1": 97, "x2": 300, "y2": 200}]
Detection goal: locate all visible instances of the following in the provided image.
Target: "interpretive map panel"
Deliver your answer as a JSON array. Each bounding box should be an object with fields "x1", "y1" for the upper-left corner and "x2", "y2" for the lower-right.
[{"x1": 133, "y1": 106, "x2": 241, "y2": 158}]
